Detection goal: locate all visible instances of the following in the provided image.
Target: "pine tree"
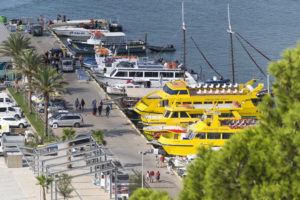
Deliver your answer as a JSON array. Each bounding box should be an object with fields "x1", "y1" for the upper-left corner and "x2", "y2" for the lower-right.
[{"x1": 179, "y1": 43, "x2": 300, "y2": 199}]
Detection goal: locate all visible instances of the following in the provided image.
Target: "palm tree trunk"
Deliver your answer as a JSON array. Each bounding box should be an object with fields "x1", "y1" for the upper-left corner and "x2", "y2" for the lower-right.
[
  {"x1": 67, "y1": 142, "x2": 72, "y2": 168},
  {"x1": 28, "y1": 77, "x2": 32, "y2": 114},
  {"x1": 42, "y1": 186, "x2": 46, "y2": 200},
  {"x1": 44, "y1": 95, "x2": 49, "y2": 138}
]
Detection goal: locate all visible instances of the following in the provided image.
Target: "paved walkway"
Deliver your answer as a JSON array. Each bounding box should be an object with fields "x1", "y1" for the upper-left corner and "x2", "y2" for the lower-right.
[
  {"x1": 52, "y1": 73, "x2": 182, "y2": 198},
  {"x1": 24, "y1": 29, "x2": 182, "y2": 198}
]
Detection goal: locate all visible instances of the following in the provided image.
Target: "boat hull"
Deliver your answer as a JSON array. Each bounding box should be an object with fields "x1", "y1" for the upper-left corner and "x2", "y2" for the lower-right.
[{"x1": 69, "y1": 40, "x2": 146, "y2": 54}]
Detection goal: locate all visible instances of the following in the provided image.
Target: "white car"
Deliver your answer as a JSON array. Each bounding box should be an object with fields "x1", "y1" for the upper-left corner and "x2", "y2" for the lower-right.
[
  {"x1": 48, "y1": 110, "x2": 69, "y2": 119},
  {"x1": 0, "y1": 117, "x2": 29, "y2": 128}
]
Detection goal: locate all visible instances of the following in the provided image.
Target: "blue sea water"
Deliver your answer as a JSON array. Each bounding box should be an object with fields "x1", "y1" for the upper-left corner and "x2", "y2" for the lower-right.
[{"x1": 1, "y1": 0, "x2": 300, "y2": 84}]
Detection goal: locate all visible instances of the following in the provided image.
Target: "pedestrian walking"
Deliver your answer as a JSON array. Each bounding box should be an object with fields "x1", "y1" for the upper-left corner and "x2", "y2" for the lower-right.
[
  {"x1": 146, "y1": 171, "x2": 150, "y2": 183},
  {"x1": 75, "y1": 98, "x2": 79, "y2": 110},
  {"x1": 105, "y1": 105, "x2": 110, "y2": 118},
  {"x1": 155, "y1": 155, "x2": 159, "y2": 168},
  {"x1": 149, "y1": 171, "x2": 154, "y2": 183},
  {"x1": 81, "y1": 98, "x2": 85, "y2": 110},
  {"x1": 92, "y1": 99, "x2": 97, "y2": 115},
  {"x1": 155, "y1": 171, "x2": 160, "y2": 182},
  {"x1": 98, "y1": 104, "x2": 103, "y2": 116},
  {"x1": 159, "y1": 154, "x2": 165, "y2": 167}
]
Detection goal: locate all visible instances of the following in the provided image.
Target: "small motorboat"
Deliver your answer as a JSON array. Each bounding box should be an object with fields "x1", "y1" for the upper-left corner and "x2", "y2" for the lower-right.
[{"x1": 148, "y1": 44, "x2": 176, "y2": 52}]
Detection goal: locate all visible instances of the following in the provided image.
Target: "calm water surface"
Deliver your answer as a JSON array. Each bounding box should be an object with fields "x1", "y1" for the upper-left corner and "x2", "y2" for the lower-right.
[{"x1": 1, "y1": 0, "x2": 300, "y2": 84}]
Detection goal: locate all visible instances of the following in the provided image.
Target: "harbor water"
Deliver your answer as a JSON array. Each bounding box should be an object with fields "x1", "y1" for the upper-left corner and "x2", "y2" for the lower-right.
[{"x1": 2, "y1": 0, "x2": 300, "y2": 84}]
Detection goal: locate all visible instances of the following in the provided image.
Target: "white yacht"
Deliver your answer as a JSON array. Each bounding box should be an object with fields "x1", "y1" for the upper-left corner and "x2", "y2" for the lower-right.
[{"x1": 94, "y1": 58, "x2": 197, "y2": 88}]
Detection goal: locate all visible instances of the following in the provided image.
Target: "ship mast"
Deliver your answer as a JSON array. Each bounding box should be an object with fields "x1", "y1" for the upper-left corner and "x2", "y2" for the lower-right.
[
  {"x1": 182, "y1": 0, "x2": 186, "y2": 81},
  {"x1": 227, "y1": 4, "x2": 235, "y2": 83}
]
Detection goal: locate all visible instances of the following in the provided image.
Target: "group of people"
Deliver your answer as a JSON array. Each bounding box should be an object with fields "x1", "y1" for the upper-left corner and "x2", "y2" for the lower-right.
[
  {"x1": 75, "y1": 98, "x2": 111, "y2": 117},
  {"x1": 74, "y1": 98, "x2": 86, "y2": 110},
  {"x1": 146, "y1": 171, "x2": 160, "y2": 183}
]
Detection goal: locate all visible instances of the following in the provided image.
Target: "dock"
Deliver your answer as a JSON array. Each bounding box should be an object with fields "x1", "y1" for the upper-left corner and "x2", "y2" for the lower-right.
[{"x1": 0, "y1": 25, "x2": 182, "y2": 199}]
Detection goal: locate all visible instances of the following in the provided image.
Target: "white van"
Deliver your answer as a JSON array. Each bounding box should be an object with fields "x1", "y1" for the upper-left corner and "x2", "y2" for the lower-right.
[
  {"x1": 0, "y1": 106, "x2": 22, "y2": 118},
  {"x1": 0, "y1": 92, "x2": 17, "y2": 106},
  {"x1": 59, "y1": 58, "x2": 74, "y2": 72}
]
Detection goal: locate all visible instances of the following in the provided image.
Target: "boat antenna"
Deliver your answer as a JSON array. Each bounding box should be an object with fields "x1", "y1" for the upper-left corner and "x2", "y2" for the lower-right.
[
  {"x1": 227, "y1": 4, "x2": 235, "y2": 83},
  {"x1": 190, "y1": 37, "x2": 223, "y2": 78},
  {"x1": 182, "y1": 0, "x2": 186, "y2": 81}
]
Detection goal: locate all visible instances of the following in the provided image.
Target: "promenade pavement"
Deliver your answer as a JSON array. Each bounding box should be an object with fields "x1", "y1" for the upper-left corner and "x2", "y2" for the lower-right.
[
  {"x1": 52, "y1": 73, "x2": 182, "y2": 198},
  {"x1": 26, "y1": 30, "x2": 182, "y2": 198}
]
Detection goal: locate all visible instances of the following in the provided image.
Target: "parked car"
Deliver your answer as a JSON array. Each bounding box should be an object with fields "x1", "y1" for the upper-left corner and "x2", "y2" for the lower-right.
[
  {"x1": 50, "y1": 98, "x2": 66, "y2": 107},
  {"x1": 0, "y1": 117, "x2": 28, "y2": 128},
  {"x1": 48, "y1": 110, "x2": 69, "y2": 119},
  {"x1": 49, "y1": 113, "x2": 83, "y2": 128},
  {"x1": 0, "y1": 92, "x2": 17, "y2": 106},
  {"x1": 0, "y1": 105, "x2": 22, "y2": 118},
  {"x1": 30, "y1": 24, "x2": 43, "y2": 36},
  {"x1": 32, "y1": 92, "x2": 63, "y2": 104},
  {"x1": 24, "y1": 130, "x2": 35, "y2": 143},
  {"x1": 37, "y1": 102, "x2": 64, "y2": 113},
  {"x1": 59, "y1": 57, "x2": 74, "y2": 72}
]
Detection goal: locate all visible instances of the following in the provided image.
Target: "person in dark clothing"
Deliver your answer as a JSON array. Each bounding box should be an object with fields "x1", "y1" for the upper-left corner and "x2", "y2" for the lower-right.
[
  {"x1": 105, "y1": 105, "x2": 110, "y2": 117},
  {"x1": 98, "y1": 100, "x2": 103, "y2": 116},
  {"x1": 92, "y1": 99, "x2": 97, "y2": 115},
  {"x1": 81, "y1": 98, "x2": 85, "y2": 110},
  {"x1": 75, "y1": 98, "x2": 79, "y2": 110}
]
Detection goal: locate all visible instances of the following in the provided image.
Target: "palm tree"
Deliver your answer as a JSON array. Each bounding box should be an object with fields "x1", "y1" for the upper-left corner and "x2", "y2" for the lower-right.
[
  {"x1": 36, "y1": 174, "x2": 54, "y2": 200},
  {"x1": 91, "y1": 129, "x2": 107, "y2": 146},
  {"x1": 57, "y1": 173, "x2": 74, "y2": 200},
  {"x1": 0, "y1": 33, "x2": 32, "y2": 91},
  {"x1": 32, "y1": 66, "x2": 67, "y2": 138},
  {"x1": 19, "y1": 49, "x2": 42, "y2": 114},
  {"x1": 62, "y1": 128, "x2": 76, "y2": 168}
]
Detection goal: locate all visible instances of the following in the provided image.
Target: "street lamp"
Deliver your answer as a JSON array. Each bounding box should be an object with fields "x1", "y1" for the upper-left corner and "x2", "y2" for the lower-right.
[{"x1": 139, "y1": 149, "x2": 153, "y2": 188}]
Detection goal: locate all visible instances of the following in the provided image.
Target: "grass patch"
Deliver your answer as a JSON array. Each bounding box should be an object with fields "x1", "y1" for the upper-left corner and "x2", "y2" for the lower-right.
[{"x1": 8, "y1": 87, "x2": 44, "y2": 137}]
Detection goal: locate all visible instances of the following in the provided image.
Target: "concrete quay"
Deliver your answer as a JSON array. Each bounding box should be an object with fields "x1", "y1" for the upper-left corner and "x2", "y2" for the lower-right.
[{"x1": 4, "y1": 28, "x2": 183, "y2": 198}]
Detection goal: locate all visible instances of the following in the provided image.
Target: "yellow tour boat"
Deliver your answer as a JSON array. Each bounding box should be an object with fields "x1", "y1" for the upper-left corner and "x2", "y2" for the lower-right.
[
  {"x1": 140, "y1": 100, "x2": 259, "y2": 127},
  {"x1": 134, "y1": 79, "x2": 263, "y2": 116},
  {"x1": 157, "y1": 110, "x2": 257, "y2": 156}
]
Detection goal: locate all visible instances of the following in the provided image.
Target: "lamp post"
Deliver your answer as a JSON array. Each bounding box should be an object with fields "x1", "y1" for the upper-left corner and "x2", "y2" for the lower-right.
[{"x1": 139, "y1": 149, "x2": 153, "y2": 188}]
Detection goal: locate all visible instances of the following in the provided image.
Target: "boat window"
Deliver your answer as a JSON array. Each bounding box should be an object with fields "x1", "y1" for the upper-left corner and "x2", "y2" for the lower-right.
[
  {"x1": 175, "y1": 72, "x2": 184, "y2": 78},
  {"x1": 222, "y1": 133, "x2": 233, "y2": 139},
  {"x1": 219, "y1": 113, "x2": 234, "y2": 118},
  {"x1": 105, "y1": 63, "x2": 112, "y2": 67},
  {"x1": 5, "y1": 98, "x2": 11, "y2": 102},
  {"x1": 171, "y1": 112, "x2": 179, "y2": 118},
  {"x1": 180, "y1": 112, "x2": 189, "y2": 118},
  {"x1": 0, "y1": 107, "x2": 6, "y2": 112},
  {"x1": 217, "y1": 101, "x2": 223, "y2": 104},
  {"x1": 164, "y1": 111, "x2": 171, "y2": 118},
  {"x1": 195, "y1": 133, "x2": 206, "y2": 139},
  {"x1": 110, "y1": 69, "x2": 117, "y2": 77},
  {"x1": 180, "y1": 90, "x2": 188, "y2": 94},
  {"x1": 160, "y1": 72, "x2": 174, "y2": 78},
  {"x1": 225, "y1": 101, "x2": 232, "y2": 104},
  {"x1": 115, "y1": 71, "x2": 128, "y2": 77},
  {"x1": 188, "y1": 130, "x2": 195, "y2": 140},
  {"x1": 117, "y1": 61, "x2": 134, "y2": 68},
  {"x1": 163, "y1": 85, "x2": 179, "y2": 95},
  {"x1": 159, "y1": 100, "x2": 169, "y2": 107},
  {"x1": 204, "y1": 102, "x2": 212, "y2": 104},
  {"x1": 145, "y1": 72, "x2": 158, "y2": 77},
  {"x1": 0, "y1": 98, "x2": 3, "y2": 102},
  {"x1": 207, "y1": 132, "x2": 221, "y2": 139},
  {"x1": 129, "y1": 72, "x2": 143, "y2": 77},
  {"x1": 194, "y1": 102, "x2": 202, "y2": 104},
  {"x1": 251, "y1": 99, "x2": 261, "y2": 106},
  {"x1": 190, "y1": 114, "x2": 202, "y2": 118}
]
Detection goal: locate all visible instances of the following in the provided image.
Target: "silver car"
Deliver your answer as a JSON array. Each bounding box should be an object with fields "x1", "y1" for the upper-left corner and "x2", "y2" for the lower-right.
[{"x1": 49, "y1": 113, "x2": 83, "y2": 128}]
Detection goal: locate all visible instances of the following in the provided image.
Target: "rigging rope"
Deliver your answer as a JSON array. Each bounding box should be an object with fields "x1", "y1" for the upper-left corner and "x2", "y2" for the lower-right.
[
  {"x1": 235, "y1": 34, "x2": 267, "y2": 77},
  {"x1": 190, "y1": 36, "x2": 223, "y2": 79},
  {"x1": 236, "y1": 32, "x2": 271, "y2": 62}
]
